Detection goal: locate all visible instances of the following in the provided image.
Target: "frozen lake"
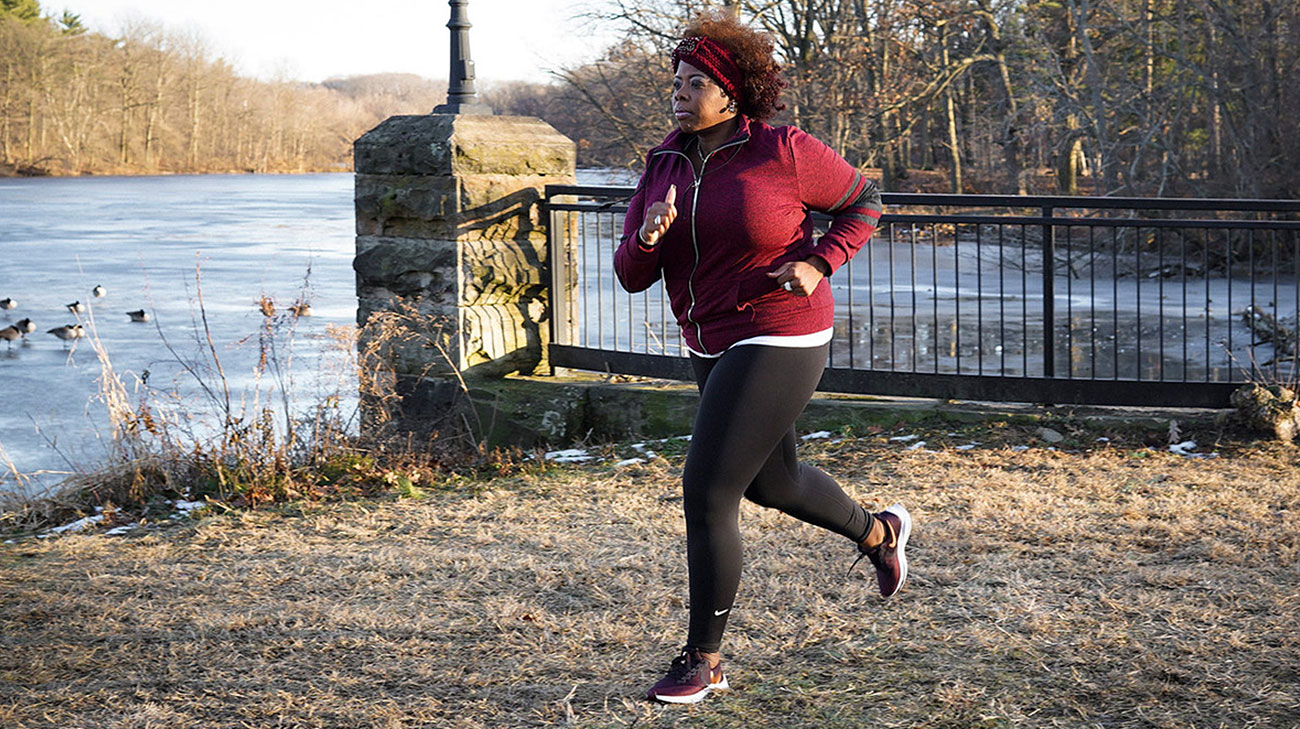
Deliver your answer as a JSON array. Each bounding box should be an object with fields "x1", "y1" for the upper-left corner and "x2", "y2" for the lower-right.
[
  {"x1": 0, "y1": 173, "x2": 360, "y2": 497},
  {"x1": 0, "y1": 170, "x2": 634, "y2": 498},
  {"x1": 3, "y1": 172, "x2": 1292, "y2": 496}
]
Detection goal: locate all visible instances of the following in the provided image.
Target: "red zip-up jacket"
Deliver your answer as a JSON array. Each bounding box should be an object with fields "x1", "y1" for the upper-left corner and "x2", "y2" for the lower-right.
[{"x1": 615, "y1": 116, "x2": 882, "y2": 355}]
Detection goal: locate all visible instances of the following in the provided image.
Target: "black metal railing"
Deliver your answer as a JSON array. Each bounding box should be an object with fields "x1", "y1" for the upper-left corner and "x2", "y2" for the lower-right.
[{"x1": 545, "y1": 185, "x2": 1300, "y2": 407}]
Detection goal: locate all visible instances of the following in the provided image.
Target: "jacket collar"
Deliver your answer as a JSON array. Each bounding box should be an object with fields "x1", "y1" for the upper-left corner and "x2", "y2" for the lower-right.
[{"x1": 653, "y1": 115, "x2": 754, "y2": 155}]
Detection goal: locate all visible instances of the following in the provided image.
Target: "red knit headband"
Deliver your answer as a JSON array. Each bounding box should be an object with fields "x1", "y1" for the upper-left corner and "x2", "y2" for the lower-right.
[{"x1": 671, "y1": 36, "x2": 744, "y2": 105}]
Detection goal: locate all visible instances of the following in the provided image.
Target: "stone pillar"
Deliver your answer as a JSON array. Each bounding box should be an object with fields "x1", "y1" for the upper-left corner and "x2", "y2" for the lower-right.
[{"x1": 353, "y1": 114, "x2": 575, "y2": 391}]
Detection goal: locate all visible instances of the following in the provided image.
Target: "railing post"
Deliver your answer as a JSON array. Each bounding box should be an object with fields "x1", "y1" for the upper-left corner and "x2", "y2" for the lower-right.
[
  {"x1": 546, "y1": 193, "x2": 566, "y2": 374},
  {"x1": 1042, "y1": 205, "x2": 1056, "y2": 379}
]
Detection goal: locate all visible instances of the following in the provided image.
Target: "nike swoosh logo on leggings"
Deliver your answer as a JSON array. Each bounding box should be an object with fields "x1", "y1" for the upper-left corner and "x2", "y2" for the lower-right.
[{"x1": 714, "y1": 608, "x2": 730, "y2": 616}]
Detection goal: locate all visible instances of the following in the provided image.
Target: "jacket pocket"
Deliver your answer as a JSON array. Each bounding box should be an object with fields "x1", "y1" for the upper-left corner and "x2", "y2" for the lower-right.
[
  {"x1": 734, "y1": 275, "x2": 781, "y2": 309},
  {"x1": 686, "y1": 279, "x2": 742, "y2": 323}
]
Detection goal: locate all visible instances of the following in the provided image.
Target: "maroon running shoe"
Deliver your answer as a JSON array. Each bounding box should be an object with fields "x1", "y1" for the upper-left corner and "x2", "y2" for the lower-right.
[
  {"x1": 853, "y1": 504, "x2": 912, "y2": 597},
  {"x1": 645, "y1": 648, "x2": 730, "y2": 704}
]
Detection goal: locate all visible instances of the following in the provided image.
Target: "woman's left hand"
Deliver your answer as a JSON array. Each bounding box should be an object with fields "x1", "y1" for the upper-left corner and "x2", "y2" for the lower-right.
[{"x1": 769, "y1": 258, "x2": 830, "y2": 296}]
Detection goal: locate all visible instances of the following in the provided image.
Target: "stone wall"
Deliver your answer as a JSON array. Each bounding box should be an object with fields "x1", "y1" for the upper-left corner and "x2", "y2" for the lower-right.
[{"x1": 354, "y1": 114, "x2": 576, "y2": 379}]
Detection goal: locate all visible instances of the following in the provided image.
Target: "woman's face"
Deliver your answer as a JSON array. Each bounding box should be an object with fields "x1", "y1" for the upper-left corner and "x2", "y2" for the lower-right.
[{"x1": 672, "y1": 60, "x2": 737, "y2": 134}]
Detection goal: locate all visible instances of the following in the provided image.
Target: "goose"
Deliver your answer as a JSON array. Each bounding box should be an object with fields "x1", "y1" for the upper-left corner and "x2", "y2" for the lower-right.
[
  {"x1": 126, "y1": 309, "x2": 150, "y2": 323},
  {"x1": 289, "y1": 302, "x2": 313, "y2": 317},
  {"x1": 0, "y1": 298, "x2": 14, "y2": 311},
  {"x1": 66, "y1": 301, "x2": 86, "y2": 314},
  {"x1": 47, "y1": 324, "x2": 85, "y2": 344},
  {"x1": 14, "y1": 318, "x2": 34, "y2": 335},
  {"x1": 0, "y1": 325, "x2": 19, "y2": 347},
  {"x1": 92, "y1": 285, "x2": 107, "y2": 298}
]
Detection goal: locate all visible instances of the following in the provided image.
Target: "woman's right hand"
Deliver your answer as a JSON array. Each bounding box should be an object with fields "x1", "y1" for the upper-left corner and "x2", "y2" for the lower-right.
[{"x1": 639, "y1": 184, "x2": 678, "y2": 246}]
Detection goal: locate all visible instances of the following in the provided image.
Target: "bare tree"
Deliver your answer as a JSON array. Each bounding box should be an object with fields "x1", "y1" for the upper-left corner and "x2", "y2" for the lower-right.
[{"x1": 1, "y1": 0, "x2": 1294, "y2": 196}]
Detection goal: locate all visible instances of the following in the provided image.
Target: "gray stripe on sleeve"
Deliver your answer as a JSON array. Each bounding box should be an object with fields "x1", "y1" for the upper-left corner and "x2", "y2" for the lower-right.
[{"x1": 828, "y1": 171, "x2": 864, "y2": 213}]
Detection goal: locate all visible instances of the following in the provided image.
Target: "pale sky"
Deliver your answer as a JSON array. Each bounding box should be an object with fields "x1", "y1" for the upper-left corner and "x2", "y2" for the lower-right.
[{"x1": 62, "y1": 0, "x2": 619, "y2": 85}]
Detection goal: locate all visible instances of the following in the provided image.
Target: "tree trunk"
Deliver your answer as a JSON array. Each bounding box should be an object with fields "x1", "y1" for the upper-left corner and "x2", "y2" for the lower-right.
[
  {"x1": 1209, "y1": 22, "x2": 1222, "y2": 176},
  {"x1": 978, "y1": 0, "x2": 1023, "y2": 193},
  {"x1": 118, "y1": 103, "x2": 129, "y2": 165},
  {"x1": 945, "y1": 91, "x2": 962, "y2": 192},
  {"x1": 1, "y1": 62, "x2": 12, "y2": 164},
  {"x1": 1144, "y1": 0, "x2": 1154, "y2": 97},
  {"x1": 1065, "y1": 0, "x2": 1116, "y2": 192},
  {"x1": 143, "y1": 60, "x2": 164, "y2": 168},
  {"x1": 1058, "y1": 125, "x2": 1081, "y2": 195},
  {"x1": 25, "y1": 97, "x2": 34, "y2": 162},
  {"x1": 940, "y1": 23, "x2": 962, "y2": 193},
  {"x1": 869, "y1": 0, "x2": 896, "y2": 189},
  {"x1": 187, "y1": 66, "x2": 200, "y2": 168}
]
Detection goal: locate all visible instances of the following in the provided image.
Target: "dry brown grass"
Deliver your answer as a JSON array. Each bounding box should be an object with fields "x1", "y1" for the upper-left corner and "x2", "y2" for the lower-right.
[{"x1": 2, "y1": 428, "x2": 1298, "y2": 728}]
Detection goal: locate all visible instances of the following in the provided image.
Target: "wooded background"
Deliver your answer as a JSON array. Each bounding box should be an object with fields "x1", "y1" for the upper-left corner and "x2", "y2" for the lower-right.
[{"x1": 2, "y1": 0, "x2": 1296, "y2": 198}]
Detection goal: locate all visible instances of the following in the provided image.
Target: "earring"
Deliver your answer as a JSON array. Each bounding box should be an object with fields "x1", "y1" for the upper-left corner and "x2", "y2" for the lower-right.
[{"x1": 726, "y1": 100, "x2": 737, "y2": 113}]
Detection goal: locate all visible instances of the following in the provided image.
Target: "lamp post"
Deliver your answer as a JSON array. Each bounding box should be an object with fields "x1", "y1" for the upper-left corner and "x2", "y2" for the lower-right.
[{"x1": 433, "y1": 0, "x2": 492, "y2": 114}]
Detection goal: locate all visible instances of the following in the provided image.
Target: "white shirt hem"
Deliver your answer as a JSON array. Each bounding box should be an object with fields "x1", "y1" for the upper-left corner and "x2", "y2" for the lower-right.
[{"x1": 687, "y1": 328, "x2": 834, "y2": 359}]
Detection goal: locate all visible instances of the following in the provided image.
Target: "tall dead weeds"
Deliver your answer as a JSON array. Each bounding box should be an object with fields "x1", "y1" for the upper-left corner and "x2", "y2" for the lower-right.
[{"x1": 0, "y1": 274, "x2": 512, "y2": 535}]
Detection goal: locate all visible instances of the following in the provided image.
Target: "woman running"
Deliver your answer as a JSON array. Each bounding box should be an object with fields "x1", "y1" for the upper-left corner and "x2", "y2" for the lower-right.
[{"x1": 615, "y1": 11, "x2": 913, "y2": 705}]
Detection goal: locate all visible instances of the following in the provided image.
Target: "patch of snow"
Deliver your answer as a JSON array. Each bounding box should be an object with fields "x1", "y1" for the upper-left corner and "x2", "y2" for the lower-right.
[
  {"x1": 615, "y1": 458, "x2": 646, "y2": 467},
  {"x1": 1169, "y1": 440, "x2": 1218, "y2": 458},
  {"x1": 39, "y1": 513, "x2": 104, "y2": 538},
  {"x1": 889, "y1": 434, "x2": 920, "y2": 442},
  {"x1": 801, "y1": 431, "x2": 832, "y2": 440},
  {"x1": 170, "y1": 500, "x2": 209, "y2": 519},
  {"x1": 545, "y1": 449, "x2": 594, "y2": 463}
]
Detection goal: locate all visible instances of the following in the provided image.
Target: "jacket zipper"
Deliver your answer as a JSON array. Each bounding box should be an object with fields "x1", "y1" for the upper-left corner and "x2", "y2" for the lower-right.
[{"x1": 651, "y1": 136, "x2": 748, "y2": 356}]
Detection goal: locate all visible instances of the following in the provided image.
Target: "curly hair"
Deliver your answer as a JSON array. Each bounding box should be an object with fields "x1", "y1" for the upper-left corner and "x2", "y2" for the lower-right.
[{"x1": 680, "y1": 11, "x2": 787, "y2": 122}]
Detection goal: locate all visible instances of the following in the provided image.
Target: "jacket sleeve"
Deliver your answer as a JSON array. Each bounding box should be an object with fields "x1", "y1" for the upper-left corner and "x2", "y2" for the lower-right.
[
  {"x1": 791, "y1": 129, "x2": 883, "y2": 274},
  {"x1": 614, "y1": 164, "x2": 663, "y2": 293}
]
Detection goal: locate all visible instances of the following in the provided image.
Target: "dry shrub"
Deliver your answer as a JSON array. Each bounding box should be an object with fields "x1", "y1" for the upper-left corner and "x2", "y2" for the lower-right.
[{"x1": 0, "y1": 279, "x2": 508, "y2": 535}]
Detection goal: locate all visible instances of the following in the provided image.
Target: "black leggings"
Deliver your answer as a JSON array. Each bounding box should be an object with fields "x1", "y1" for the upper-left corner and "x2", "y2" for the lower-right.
[{"x1": 683, "y1": 343, "x2": 870, "y2": 653}]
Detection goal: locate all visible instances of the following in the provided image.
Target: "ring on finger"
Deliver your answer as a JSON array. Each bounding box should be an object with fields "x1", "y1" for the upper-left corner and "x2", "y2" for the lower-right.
[
  {"x1": 783, "y1": 281, "x2": 794, "y2": 292},
  {"x1": 653, "y1": 215, "x2": 663, "y2": 227}
]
